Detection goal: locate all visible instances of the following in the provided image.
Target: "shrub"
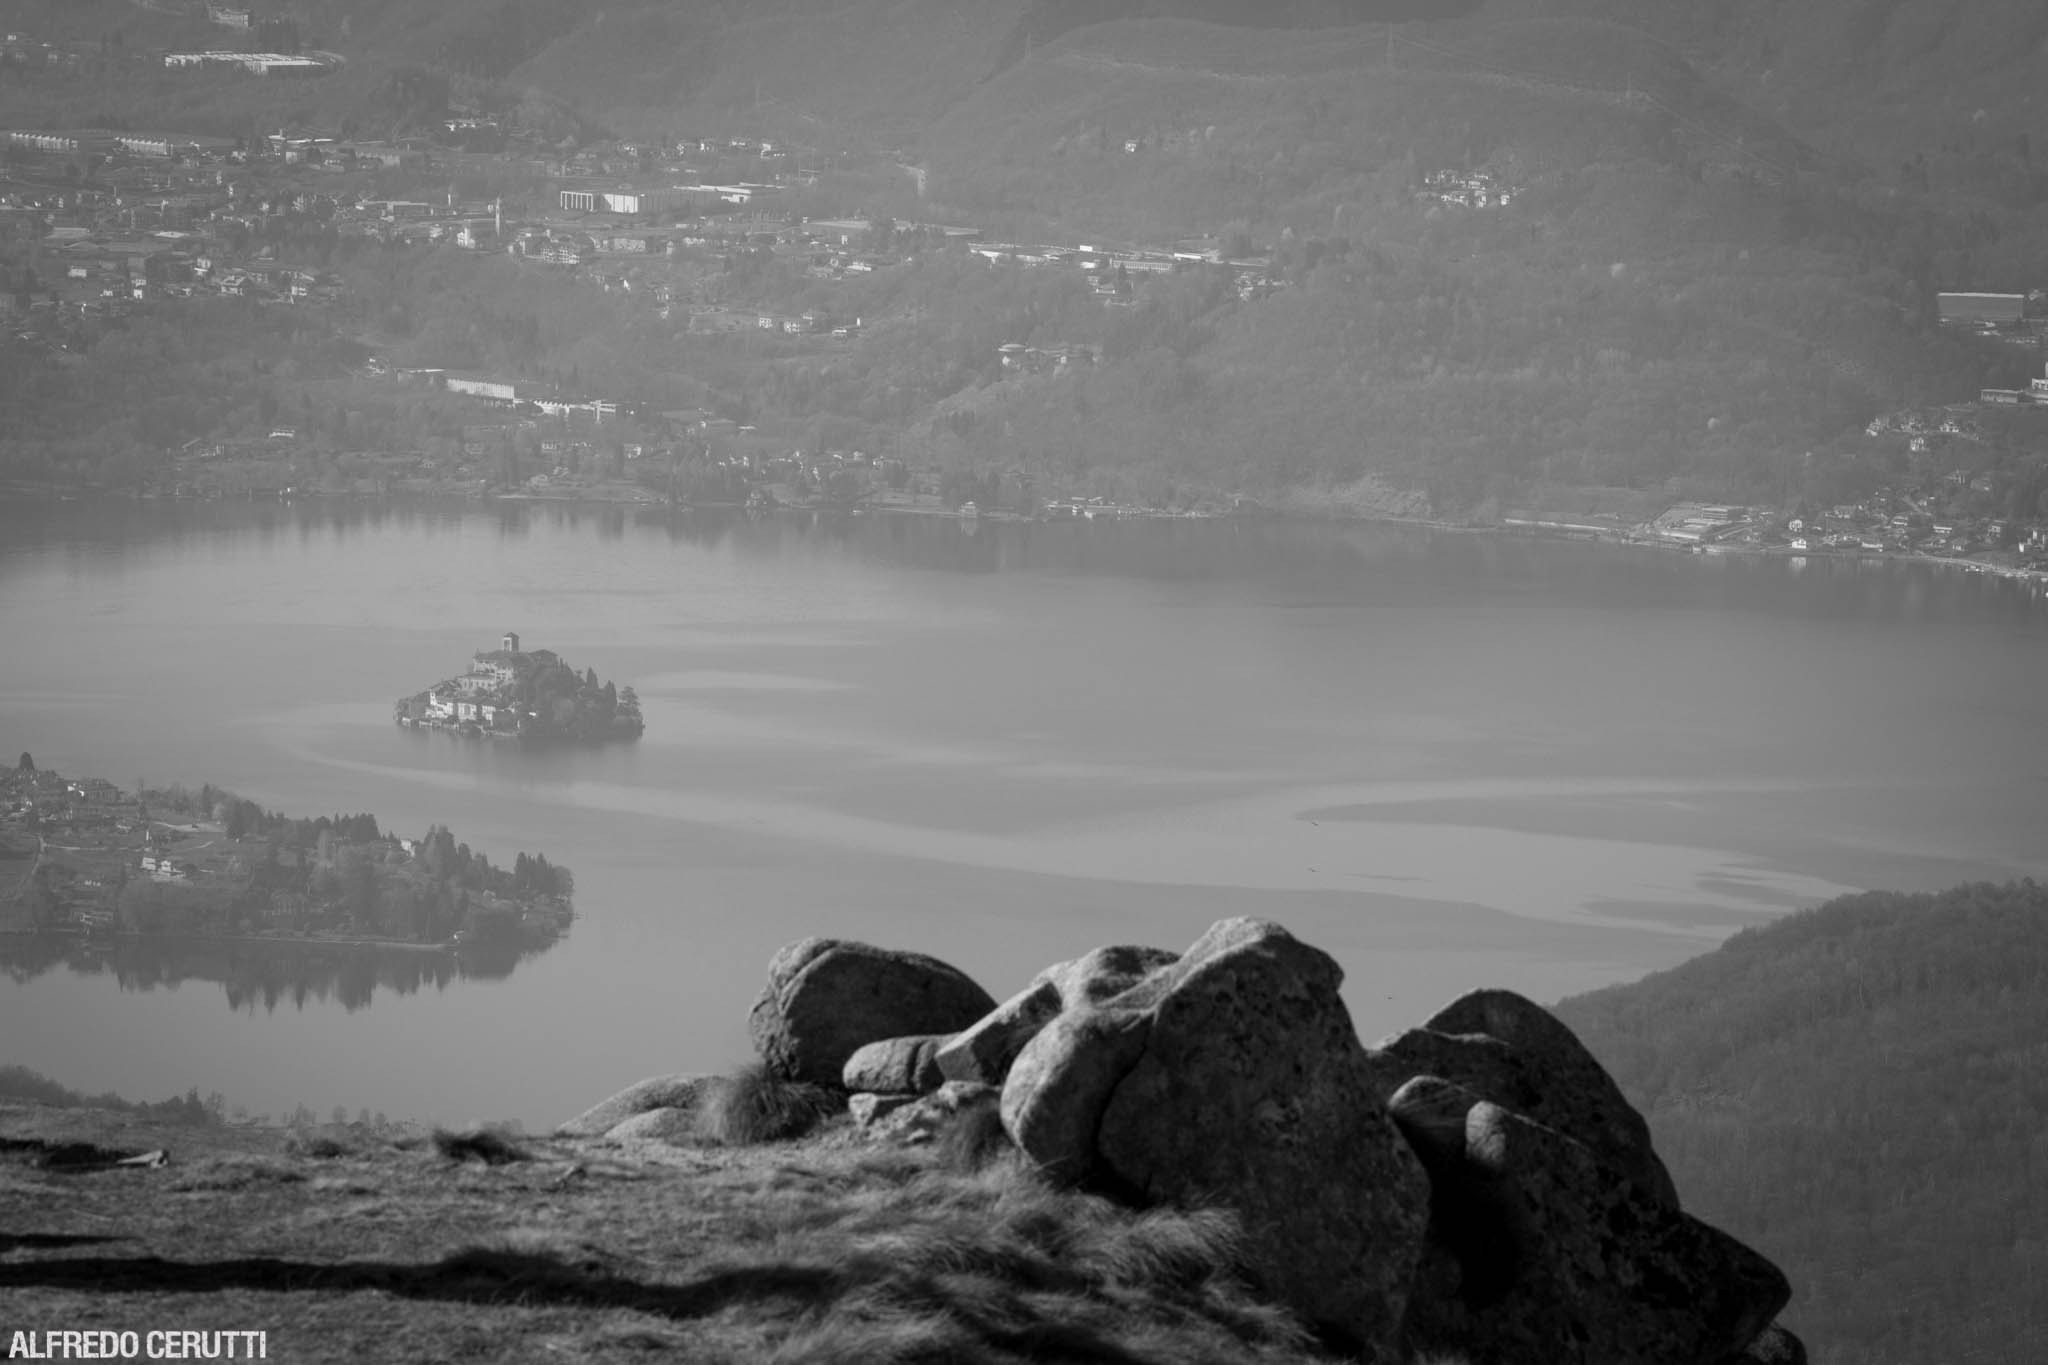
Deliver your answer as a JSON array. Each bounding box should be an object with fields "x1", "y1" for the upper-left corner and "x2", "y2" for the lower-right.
[
  {"x1": 934, "y1": 1098, "x2": 1012, "y2": 1173},
  {"x1": 282, "y1": 1131, "x2": 353, "y2": 1159},
  {"x1": 693, "y1": 1062, "x2": 840, "y2": 1146},
  {"x1": 431, "y1": 1126, "x2": 531, "y2": 1165}
]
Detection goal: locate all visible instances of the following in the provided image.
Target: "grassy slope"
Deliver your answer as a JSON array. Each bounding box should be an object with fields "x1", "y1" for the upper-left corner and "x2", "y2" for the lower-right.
[
  {"x1": 1553, "y1": 881, "x2": 2048, "y2": 1365},
  {"x1": 0, "y1": 1102, "x2": 1331, "y2": 1365}
]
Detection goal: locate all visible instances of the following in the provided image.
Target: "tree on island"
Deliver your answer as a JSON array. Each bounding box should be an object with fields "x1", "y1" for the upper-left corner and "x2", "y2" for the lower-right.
[
  {"x1": 25, "y1": 866, "x2": 63, "y2": 930},
  {"x1": 17, "y1": 752, "x2": 31, "y2": 772}
]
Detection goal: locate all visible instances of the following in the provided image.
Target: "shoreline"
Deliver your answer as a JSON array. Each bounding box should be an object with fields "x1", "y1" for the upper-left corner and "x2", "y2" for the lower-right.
[{"x1": 7, "y1": 485, "x2": 2045, "y2": 586}]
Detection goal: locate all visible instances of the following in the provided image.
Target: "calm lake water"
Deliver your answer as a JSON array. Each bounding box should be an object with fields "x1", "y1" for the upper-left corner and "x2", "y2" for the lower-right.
[{"x1": 4, "y1": 497, "x2": 2046, "y2": 1129}]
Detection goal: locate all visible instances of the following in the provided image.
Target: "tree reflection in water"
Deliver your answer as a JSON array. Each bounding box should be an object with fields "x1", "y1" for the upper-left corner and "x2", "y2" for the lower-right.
[{"x1": 0, "y1": 933, "x2": 544, "y2": 1013}]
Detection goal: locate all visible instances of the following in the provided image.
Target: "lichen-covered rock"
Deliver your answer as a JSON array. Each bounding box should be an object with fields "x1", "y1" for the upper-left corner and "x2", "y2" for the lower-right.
[
  {"x1": 556, "y1": 1074, "x2": 708, "y2": 1137},
  {"x1": 937, "y1": 944, "x2": 1179, "y2": 1086},
  {"x1": 841, "y1": 1034, "x2": 950, "y2": 1096},
  {"x1": 1728, "y1": 1323, "x2": 1807, "y2": 1365},
  {"x1": 847, "y1": 1092, "x2": 919, "y2": 1130},
  {"x1": 870, "y1": 1079, "x2": 1002, "y2": 1145},
  {"x1": 603, "y1": 1106, "x2": 698, "y2": 1145},
  {"x1": 1371, "y1": 988, "x2": 1679, "y2": 1207},
  {"x1": 1401, "y1": 1098, "x2": 1790, "y2": 1365},
  {"x1": 747, "y1": 938, "x2": 996, "y2": 1087},
  {"x1": 1001, "y1": 1006, "x2": 1154, "y2": 1181},
  {"x1": 1004, "y1": 917, "x2": 1430, "y2": 1358}
]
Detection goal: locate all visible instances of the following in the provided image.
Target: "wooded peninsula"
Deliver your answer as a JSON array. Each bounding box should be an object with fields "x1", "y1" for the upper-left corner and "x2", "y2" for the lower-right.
[{"x1": 0, "y1": 752, "x2": 573, "y2": 953}]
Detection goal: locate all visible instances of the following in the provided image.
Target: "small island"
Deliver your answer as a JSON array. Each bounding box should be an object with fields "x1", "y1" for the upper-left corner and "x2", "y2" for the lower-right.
[
  {"x1": 395, "y1": 632, "x2": 644, "y2": 743},
  {"x1": 0, "y1": 753, "x2": 572, "y2": 958}
]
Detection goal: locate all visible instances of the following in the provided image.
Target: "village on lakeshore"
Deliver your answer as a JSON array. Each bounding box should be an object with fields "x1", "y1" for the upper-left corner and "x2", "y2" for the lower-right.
[
  {"x1": 0, "y1": 751, "x2": 573, "y2": 948},
  {"x1": 394, "y1": 632, "x2": 643, "y2": 742},
  {"x1": 1496, "y1": 351, "x2": 2048, "y2": 584},
  {"x1": 9, "y1": 17, "x2": 2048, "y2": 564}
]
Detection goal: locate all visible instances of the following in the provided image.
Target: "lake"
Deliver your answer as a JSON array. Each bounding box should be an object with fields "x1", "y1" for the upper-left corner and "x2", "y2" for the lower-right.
[{"x1": 3, "y1": 497, "x2": 2046, "y2": 1130}]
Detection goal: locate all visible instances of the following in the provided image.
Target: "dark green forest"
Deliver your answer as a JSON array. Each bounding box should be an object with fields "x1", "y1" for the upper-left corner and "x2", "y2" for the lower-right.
[{"x1": 1556, "y1": 880, "x2": 2048, "y2": 1365}]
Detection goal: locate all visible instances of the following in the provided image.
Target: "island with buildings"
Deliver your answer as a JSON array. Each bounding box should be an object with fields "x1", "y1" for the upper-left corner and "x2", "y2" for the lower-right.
[
  {"x1": 394, "y1": 632, "x2": 644, "y2": 743},
  {"x1": 0, "y1": 753, "x2": 574, "y2": 957}
]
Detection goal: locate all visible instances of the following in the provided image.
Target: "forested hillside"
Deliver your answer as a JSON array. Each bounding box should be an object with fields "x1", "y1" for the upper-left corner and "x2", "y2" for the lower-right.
[
  {"x1": 896, "y1": 16, "x2": 2037, "y2": 510},
  {"x1": 9, "y1": 0, "x2": 2048, "y2": 510},
  {"x1": 1555, "y1": 881, "x2": 2048, "y2": 1365},
  {"x1": 1497, "y1": 0, "x2": 2048, "y2": 177}
]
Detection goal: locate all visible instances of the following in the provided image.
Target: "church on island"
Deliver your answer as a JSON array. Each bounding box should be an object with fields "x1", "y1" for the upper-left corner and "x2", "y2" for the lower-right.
[{"x1": 396, "y1": 633, "x2": 643, "y2": 742}]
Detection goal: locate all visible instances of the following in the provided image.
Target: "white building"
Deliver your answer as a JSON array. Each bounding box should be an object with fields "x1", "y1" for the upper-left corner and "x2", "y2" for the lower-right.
[{"x1": 444, "y1": 375, "x2": 517, "y2": 404}]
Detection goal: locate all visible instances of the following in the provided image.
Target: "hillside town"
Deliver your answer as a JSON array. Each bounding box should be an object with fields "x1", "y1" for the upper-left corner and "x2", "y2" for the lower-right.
[
  {"x1": 0, "y1": 753, "x2": 574, "y2": 949},
  {"x1": 5, "y1": 10, "x2": 2048, "y2": 550},
  {"x1": 2, "y1": 112, "x2": 1286, "y2": 357},
  {"x1": 1, "y1": 94, "x2": 1328, "y2": 516}
]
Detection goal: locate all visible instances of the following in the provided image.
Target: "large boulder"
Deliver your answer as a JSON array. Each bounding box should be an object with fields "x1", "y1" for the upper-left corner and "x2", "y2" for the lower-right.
[
  {"x1": 1003, "y1": 918, "x2": 1431, "y2": 1358},
  {"x1": 748, "y1": 938, "x2": 996, "y2": 1087},
  {"x1": 847, "y1": 1092, "x2": 919, "y2": 1130},
  {"x1": 1371, "y1": 987, "x2": 1679, "y2": 1207},
  {"x1": 841, "y1": 1034, "x2": 950, "y2": 1095},
  {"x1": 937, "y1": 944, "x2": 1179, "y2": 1086},
  {"x1": 1396, "y1": 1086, "x2": 1790, "y2": 1365},
  {"x1": 603, "y1": 1107, "x2": 699, "y2": 1145},
  {"x1": 1729, "y1": 1324, "x2": 1807, "y2": 1365},
  {"x1": 556, "y1": 1074, "x2": 708, "y2": 1138},
  {"x1": 1002, "y1": 1006, "x2": 1154, "y2": 1181}
]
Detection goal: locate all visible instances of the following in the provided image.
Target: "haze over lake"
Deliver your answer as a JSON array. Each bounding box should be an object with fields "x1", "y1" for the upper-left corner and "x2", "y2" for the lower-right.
[{"x1": 4, "y1": 497, "x2": 2046, "y2": 1130}]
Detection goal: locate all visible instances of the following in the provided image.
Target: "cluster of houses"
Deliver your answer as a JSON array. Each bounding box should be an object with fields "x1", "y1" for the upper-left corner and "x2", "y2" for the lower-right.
[
  {"x1": 1417, "y1": 168, "x2": 1521, "y2": 210},
  {"x1": 410, "y1": 633, "x2": 561, "y2": 732},
  {"x1": 997, "y1": 342, "x2": 1103, "y2": 375},
  {"x1": 968, "y1": 237, "x2": 1283, "y2": 305},
  {"x1": 2, "y1": 768, "x2": 122, "y2": 826},
  {"x1": 1637, "y1": 497, "x2": 2048, "y2": 566},
  {"x1": 0, "y1": 766, "x2": 200, "y2": 931},
  {"x1": 1939, "y1": 291, "x2": 2048, "y2": 348},
  {"x1": 1780, "y1": 503, "x2": 2048, "y2": 562},
  {"x1": 1977, "y1": 359, "x2": 2048, "y2": 406}
]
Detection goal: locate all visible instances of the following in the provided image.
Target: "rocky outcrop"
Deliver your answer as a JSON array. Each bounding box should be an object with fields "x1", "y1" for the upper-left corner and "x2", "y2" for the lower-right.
[
  {"x1": 1370, "y1": 987, "x2": 1680, "y2": 1207},
  {"x1": 748, "y1": 938, "x2": 996, "y2": 1087},
  {"x1": 936, "y1": 944, "x2": 1179, "y2": 1086},
  {"x1": 580, "y1": 919, "x2": 1804, "y2": 1364},
  {"x1": 841, "y1": 1033, "x2": 950, "y2": 1095},
  {"x1": 1393, "y1": 1078, "x2": 1790, "y2": 1365},
  {"x1": 556, "y1": 1074, "x2": 708, "y2": 1138},
  {"x1": 1002, "y1": 918, "x2": 1431, "y2": 1358}
]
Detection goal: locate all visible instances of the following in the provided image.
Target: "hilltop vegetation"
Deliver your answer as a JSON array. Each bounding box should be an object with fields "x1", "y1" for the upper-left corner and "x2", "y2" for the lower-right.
[
  {"x1": 1555, "y1": 880, "x2": 2048, "y2": 1365},
  {"x1": 10, "y1": 2, "x2": 2048, "y2": 512},
  {"x1": 891, "y1": 15, "x2": 2037, "y2": 509},
  {"x1": 1499, "y1": 0, "x2": 2048, "y2": 176}
]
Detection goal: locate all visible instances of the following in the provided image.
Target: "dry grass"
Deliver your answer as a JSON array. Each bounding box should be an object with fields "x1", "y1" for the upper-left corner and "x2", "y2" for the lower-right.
[
  {"x1": 0, "y1": 1099, "x2": 1343, "y2": 1365},
  {"x1": 933, "y1": 1098, "x2": 1013, "y2": 1174},
  {"x1": 692, "y1": 1062, "x2": 842, "y2": 1146},
  {"x1": 431, "y1": 1126, "x2": 533, "y2": 1165}
]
